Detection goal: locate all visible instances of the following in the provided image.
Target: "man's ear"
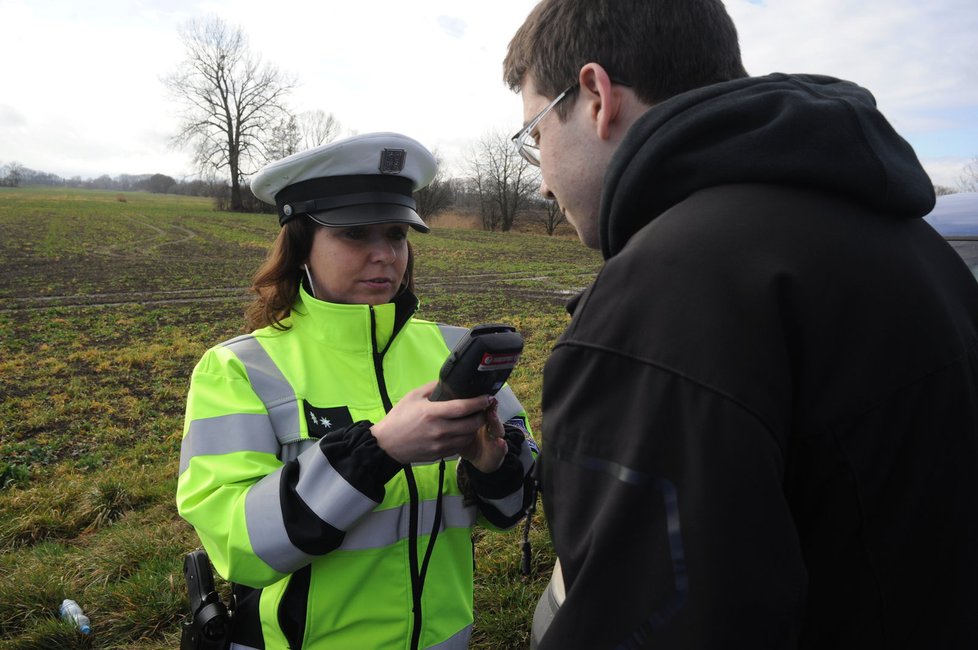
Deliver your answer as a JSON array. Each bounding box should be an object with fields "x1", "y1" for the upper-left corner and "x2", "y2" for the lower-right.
[{"x1": 578, "y1": 62, "x2": 620, "y2": 141}]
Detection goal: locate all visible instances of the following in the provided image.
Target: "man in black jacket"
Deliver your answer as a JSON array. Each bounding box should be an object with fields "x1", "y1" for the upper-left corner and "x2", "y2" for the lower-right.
[{"x1": 504, "y1": 1, "x2": 978, "y2": 648}]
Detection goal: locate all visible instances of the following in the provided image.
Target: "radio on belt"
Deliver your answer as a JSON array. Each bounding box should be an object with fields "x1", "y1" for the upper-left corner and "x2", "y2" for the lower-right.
[{"x1": 429, "y1": 324, "x2": 524, "y2": 401}]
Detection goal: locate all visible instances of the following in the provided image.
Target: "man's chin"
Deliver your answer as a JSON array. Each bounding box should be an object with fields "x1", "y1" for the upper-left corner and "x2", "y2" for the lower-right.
[
  {"x1": 573, "y1": 224, "x2": 601, "y2": 250},
  {"x1": 564, "y1": 212, "x2": 599, "y2": 249}
]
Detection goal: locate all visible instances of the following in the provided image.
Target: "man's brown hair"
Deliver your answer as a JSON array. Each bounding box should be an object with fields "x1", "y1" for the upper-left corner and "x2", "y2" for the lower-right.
[{"x1": 503, "y1": 0, "x2": 748, "y2": 115}]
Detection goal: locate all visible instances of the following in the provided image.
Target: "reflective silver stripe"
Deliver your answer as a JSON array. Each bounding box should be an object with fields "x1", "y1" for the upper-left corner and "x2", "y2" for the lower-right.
[
  {"x1": 230, "y1": 644, "x2": 261, "y2": 650},
  {"x1": 517, "y1": 438, "x2": 535, "y2": 474},
  {"x1": 495, "y1": 384, "x2": 523, "y2": 422},
  {"x1": 245, "y1": 468, "x2": 316, "y2": 574},
  {"x1": 279, "y1": 438, "x2": 317, "y2": 464},
  {"x1": 437, "y1": 323, "x2": 467, "y2": 350},
  {"x1": 340, "y1": 495, "x2": 476, "y2": 552},
  {"x1": 179, "y1": 413, "x2": 279, "y2": 475},
  {"x1": 483, "y1": 489, "x2": 526, "y2": 518},
  {"x1": 295, "y1": 442, "x2": 378, "y2": 531},
  {"x1": 427, "y1": 624, "x2": 473, "y2": 649},
  {"x1": 223, "y1": 335, "x2": 302, "y2": 446},
  {"x1": 437, "y1": 323, "x2": 525, "y2": 421}
]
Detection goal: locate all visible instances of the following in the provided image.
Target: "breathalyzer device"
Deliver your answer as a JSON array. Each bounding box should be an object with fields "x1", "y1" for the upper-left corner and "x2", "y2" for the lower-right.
[{"x1": 429, "y1": 324, "x2": 524, "y2": 401}]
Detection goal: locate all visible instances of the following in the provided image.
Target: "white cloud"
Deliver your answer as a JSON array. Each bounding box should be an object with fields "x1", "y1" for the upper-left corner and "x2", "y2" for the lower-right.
[
  {"x1": 922, "y1": 156, "x2": 974, "y2": 189},
  {"x1": 1, "y1": 0, "x2": 975, "y2": 181},
  {"x1": 727, "y1": 0, "x2": 978, "y2": 145},
  {"x1": 1, "y1": 0, "x2": 189, "y2": 176},
  {"x1": 437, "y1": 15, "x2": 468, "y2": 39},
  {"x1": 0, "y1": 104, "x2": 28, "y2": 128}
]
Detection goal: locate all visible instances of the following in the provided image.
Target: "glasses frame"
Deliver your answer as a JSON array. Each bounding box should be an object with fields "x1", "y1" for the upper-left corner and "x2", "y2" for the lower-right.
[{"x1": 511, "y1": 82, "x2": 580, "y2": 166}]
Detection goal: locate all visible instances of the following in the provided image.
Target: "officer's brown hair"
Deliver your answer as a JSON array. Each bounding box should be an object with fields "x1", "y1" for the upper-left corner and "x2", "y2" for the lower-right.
[
  {"x1": 244, "y1": 217, "x2": 415, "y2": 331},
  {"x1": 503, "y1": 0, "x2": 748, "y2": 116}
]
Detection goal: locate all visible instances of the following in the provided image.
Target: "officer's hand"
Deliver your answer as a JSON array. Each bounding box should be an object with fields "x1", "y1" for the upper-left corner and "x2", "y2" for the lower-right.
[
  {"x1": 459, "y1": 400, "x2": 507, "y2": 473},
  {"x1": 370, "y1": 382, "x2": 491, "y2": 465}
]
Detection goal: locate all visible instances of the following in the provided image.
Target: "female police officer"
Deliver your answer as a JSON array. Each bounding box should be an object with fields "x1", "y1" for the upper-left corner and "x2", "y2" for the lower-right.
[{"x1": 176, "y1": 133, "x2": 536, "y2": 649}]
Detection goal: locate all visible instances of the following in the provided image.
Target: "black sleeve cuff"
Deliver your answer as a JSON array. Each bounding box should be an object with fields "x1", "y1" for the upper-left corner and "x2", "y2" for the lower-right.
[
  {"x1": 458, "y1": 424, "x2": 528, "y2": 499},
  {"x1": 318, "y1": 420, "x2": 402, "y2": 502}
]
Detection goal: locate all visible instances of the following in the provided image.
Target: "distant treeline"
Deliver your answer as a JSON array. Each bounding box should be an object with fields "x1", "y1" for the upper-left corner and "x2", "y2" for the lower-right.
[
  {"x1": 0, "y1": 160, "x2": 563, "y2": 232},
  {"x1": 0, "y1": 162, "x2": 225, "y2": 198}
]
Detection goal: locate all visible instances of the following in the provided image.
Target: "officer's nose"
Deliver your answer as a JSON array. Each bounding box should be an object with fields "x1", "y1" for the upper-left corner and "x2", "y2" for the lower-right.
[{"x1": 370, "y1": 238, "x2": 397, "y2": 264}]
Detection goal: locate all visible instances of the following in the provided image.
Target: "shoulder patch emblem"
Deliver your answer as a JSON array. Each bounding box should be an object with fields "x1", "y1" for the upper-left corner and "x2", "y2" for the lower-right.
[{"x1": 303, "y1": 400, "x2": 355, "y2": 439}]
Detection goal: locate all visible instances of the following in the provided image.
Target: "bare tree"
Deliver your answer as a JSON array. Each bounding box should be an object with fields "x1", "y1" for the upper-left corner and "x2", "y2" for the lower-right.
[
  {"x1": 266, "y1": 114, "x2": 302, "y2": 161},
  {"x1": 414, "y1": 151, "x2": 454, "y2": 220},
  {"x1": 466, "y1": 131, "x2": 539, "y2": 232},
  {"x1": 534, "y1": 197, "x2": 566, "y2": 235},
  {"x1": 163, "y1": 16, "x2": 296, "y2": 210},
  {"x1": 299, "y1": 110, "x2": 341, "y2": 150},
  {"x1": 1, "y1": 161, "x2": 25, "y2": 187},
  {"x1": 146, "y1": 173, "x2": 177, "y2": 194},
  {"x1": 958, "y1": 156, "x2": 978, "y2": 193}
]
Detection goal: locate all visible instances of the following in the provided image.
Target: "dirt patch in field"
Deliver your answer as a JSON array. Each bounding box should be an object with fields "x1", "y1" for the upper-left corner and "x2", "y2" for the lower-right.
[{"x1": 1, "y1": 219, "x2": 594, "y2": 312}]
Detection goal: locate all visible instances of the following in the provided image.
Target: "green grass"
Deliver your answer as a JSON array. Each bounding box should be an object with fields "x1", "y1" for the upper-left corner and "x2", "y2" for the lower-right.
[{"x1": 0, "y1": 187, "x2": 602, "y2": 649}]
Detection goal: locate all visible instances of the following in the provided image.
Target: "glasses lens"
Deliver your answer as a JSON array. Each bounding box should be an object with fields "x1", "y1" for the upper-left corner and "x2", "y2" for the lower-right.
[
  {"x1": 512, "y1": 128, "x2": 540, "y2": 166},
  {"x1": 521, "y1": 142, "x2": 540, "y2": 166},
  {"x1": 512, "y1": 83, "x2": 576, "y2": 167}
]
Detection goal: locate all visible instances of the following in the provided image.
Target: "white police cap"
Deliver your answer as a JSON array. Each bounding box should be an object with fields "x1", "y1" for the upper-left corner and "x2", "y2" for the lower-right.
[{"x1": 250, "y1": 132, "x2": 437, "y2": 232}]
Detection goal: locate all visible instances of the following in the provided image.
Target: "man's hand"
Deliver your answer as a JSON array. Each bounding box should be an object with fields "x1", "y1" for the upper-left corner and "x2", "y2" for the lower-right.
[{"x1": 459, "y1": 399, "x2": 507, "y2": 474}]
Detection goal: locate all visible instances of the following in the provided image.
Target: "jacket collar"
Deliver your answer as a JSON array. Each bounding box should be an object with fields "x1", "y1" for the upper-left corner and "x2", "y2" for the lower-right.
[{"x1": 289, "y1": 284, "x2": 419, "y2": 353}]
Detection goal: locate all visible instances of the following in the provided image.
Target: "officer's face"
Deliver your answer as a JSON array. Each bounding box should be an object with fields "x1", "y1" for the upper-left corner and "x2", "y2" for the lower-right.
[{"x1": 305, "y1": 223, "x2": 409, "y2": 305}]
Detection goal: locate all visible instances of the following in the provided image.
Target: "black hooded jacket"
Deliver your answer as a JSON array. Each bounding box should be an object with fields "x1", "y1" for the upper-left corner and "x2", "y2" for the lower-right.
[{"x1": 540, "y1": 74, "x2": 978, "y2": 649}]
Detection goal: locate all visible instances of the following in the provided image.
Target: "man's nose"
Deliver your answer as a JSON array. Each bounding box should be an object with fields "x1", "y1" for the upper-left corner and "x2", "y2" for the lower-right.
[{"x1": 540, "y1": 178, "x2": 555, "y2": 201}]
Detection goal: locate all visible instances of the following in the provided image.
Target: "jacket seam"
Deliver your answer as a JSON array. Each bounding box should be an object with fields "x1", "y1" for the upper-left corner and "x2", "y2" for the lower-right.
[
  {"x1": 553, "y1": 339, "x2": 784, "y2": 458},
  {"x1": 820, "y1": 335, "x2": 978, "y2": 433}
]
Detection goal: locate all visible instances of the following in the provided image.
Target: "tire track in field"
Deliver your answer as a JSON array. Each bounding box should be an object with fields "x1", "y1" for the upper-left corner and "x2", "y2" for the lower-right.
[
  {"x1": 0, "y1": 287, "x2": 251, "y2": 312},
  {"x1": 1, "y1": 269, "x2": 594, "y2": 312},
  {"x1": 92, "y1": 219, "x2": 200, "y2": 257},
  {"x1": 422, "y1": 270, "x2": 593, "y2": 300}
]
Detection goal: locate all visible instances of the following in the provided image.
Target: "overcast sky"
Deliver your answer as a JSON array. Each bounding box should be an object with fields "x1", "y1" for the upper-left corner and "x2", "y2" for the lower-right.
[{"x1": 1, "y1": 0, "x2": 976, "y2": 188}]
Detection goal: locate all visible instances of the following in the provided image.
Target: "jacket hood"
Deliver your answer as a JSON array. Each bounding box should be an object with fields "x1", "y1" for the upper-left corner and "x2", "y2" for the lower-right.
[{"x1": 600, "y1": 73, "x2": 936, "y2": 258}]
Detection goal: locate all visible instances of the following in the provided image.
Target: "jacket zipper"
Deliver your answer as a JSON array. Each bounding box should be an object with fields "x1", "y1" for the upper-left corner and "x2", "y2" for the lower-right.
[{"x1": 370, "y1": 308, "x2": 424, "y2": 650}]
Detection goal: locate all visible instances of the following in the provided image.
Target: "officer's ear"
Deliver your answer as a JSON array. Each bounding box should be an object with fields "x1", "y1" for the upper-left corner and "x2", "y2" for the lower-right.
[{"x1": 302, "y1": 263, "x2": 317, "y2": 298}]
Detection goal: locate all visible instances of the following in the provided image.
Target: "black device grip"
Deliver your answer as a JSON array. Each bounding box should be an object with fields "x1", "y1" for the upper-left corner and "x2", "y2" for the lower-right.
[{"x1": 181, "y1": 550, "x2": 230, "y2": 650}]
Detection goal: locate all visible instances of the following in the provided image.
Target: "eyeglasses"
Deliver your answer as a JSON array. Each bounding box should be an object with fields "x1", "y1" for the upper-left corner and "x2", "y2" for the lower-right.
[{"x1": 511, "y1": 82, "x2": 579, "y2": 167}]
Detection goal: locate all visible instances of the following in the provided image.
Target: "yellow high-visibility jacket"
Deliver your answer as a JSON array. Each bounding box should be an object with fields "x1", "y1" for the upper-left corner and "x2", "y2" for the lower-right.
[{"x1": 177, "y1": 287, "x2": 536, "y2": 649}]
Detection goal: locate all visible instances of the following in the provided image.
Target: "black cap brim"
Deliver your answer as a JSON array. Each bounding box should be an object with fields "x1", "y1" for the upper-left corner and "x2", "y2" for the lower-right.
[{"x1": 307, "y1": 204, "x2": 430, "y2": 233}]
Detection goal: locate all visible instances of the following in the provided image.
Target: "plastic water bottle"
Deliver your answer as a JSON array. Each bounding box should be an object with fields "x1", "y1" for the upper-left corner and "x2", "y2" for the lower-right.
[{"x1": 59, "y1": 599, "x2": 91, "y2": 634}]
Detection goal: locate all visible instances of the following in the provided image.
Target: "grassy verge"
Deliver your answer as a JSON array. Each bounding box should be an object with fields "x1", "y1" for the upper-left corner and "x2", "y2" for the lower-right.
[{"x1": 0, "y1": 187, "x2": 602, "y2": 649}]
